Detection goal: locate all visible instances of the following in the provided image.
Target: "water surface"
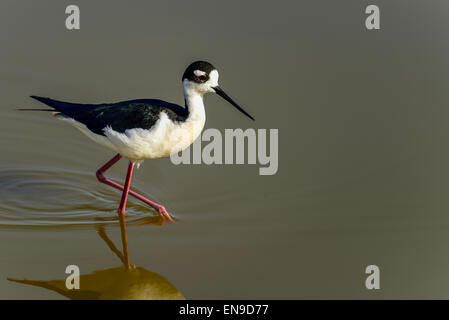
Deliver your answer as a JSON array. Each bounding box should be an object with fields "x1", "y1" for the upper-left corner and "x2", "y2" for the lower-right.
[{"x1": 2, "y1": 0, "x2": 449, "y2": 299}]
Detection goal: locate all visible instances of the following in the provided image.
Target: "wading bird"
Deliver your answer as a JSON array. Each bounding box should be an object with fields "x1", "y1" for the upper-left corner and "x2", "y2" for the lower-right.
[{"x1": 25, "y1": 61, "x2": 254, "y2": 222}]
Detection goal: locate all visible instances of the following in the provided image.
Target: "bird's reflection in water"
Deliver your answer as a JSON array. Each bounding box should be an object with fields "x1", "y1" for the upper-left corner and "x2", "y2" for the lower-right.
[{"x1": 8, "y1": 214, "x2": 184, "y2": 300}]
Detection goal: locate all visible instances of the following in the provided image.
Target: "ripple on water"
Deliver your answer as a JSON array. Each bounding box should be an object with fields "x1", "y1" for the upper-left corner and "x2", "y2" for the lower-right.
[{"x1": 0, "y1": 165, "x2": 163, "y2": 229}]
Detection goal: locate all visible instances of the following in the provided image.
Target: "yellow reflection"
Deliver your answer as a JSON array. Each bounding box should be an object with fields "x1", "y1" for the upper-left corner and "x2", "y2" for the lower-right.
[
  {"x1": 8, "y1": 215, "x2": 184, "y2": 300},
  {"x1": 8, "y1": 266, "x2": 184, "y2": 300}
]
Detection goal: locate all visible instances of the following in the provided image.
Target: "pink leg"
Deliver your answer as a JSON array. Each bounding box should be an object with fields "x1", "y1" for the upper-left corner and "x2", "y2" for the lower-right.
[
  {"x1": 118, "y1": 161, "x2": 134, "y2": 215},
  {"x1": 96, "y1": 154, "x2": 175, "y2": 222}
]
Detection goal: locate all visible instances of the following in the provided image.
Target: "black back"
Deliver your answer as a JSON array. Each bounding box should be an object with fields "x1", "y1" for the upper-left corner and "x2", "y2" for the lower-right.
[{"x1": 30, "y1": 96, "x2": 188, "y2": 136}]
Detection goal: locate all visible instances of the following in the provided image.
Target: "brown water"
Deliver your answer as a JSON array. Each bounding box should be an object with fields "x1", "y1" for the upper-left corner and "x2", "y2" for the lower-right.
[{"x1": 2, "y1": 0, "x2": 449, "y2": 299}]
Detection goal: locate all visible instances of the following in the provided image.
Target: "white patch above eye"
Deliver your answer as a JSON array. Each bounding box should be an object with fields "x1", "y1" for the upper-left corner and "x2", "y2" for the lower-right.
[
  {"x1": 194, "y1": 70, "x2": 206, "y2": 77},
  {"x1": 208, "y1": 70, "x2": 219, "y2": 86}
]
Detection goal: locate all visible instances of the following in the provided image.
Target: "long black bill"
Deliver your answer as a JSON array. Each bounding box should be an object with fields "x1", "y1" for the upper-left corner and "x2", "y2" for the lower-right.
[{"x1": 213, "y1": 86, "x2": 255, "y2": 121}]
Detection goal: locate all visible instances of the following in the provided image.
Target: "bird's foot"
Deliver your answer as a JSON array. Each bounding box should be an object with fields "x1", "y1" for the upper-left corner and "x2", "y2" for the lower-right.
[
  {"x1": 156, "y1": 206, "x2": 176, "y2": 223},
  {"x1": 117, "y1": 204, "x2": 175, "y2": 223}
]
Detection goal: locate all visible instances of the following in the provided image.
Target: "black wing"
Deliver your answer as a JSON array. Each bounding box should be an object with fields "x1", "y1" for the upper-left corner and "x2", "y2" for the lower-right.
[{"x1": 30, "y1": 96, "x2": 188, "y2": 136}]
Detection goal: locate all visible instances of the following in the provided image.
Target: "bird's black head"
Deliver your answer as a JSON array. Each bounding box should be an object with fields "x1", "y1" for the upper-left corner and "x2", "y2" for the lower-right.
[
  {"x1": 182, "y1": 60, "x2": 255, "y2": 121},
  {"x1": 182, "y1": 61, "x2": 216, "y2": 83}
]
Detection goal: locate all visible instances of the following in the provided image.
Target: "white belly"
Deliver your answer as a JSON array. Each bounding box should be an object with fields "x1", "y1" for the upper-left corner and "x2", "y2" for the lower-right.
[
  {"x1": 103, "y1": 112, "x2": 205, "y2": 160},
  {"x1": 59, "y1": 111, "x2": 205, "y2": 162}
]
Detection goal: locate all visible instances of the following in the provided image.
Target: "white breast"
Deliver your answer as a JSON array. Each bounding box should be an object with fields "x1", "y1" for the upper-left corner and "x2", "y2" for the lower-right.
[{"x1": 103, "y1": 109, "x2": 205, "y2": 161}]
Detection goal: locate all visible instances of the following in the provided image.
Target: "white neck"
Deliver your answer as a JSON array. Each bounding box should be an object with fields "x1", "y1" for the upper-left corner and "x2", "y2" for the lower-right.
[{"x1": 183, "y1": 80, "x2": 206, "y2": 122}]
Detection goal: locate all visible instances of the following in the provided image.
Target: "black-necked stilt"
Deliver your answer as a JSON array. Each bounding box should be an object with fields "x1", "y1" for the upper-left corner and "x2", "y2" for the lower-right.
[{"x1": 24, "y1": 61, "x2": 254, "y2": 222}]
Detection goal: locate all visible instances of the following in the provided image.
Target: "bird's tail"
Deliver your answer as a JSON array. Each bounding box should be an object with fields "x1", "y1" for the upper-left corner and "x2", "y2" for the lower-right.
[
  {"x1": 22, "y1": 95, "x2": 89, "y2": 117},
  {"x1": 16, "y1": 108, "x2": 55, "y2": 111},
  {"x1": 17, "y1": 96, "x2": 60, "y2": 111}
]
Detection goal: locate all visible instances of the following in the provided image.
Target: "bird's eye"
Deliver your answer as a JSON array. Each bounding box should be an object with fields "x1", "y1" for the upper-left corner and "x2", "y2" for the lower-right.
[{"x1": 198, "y1": 75, "x2": 208, "y2": 82}]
